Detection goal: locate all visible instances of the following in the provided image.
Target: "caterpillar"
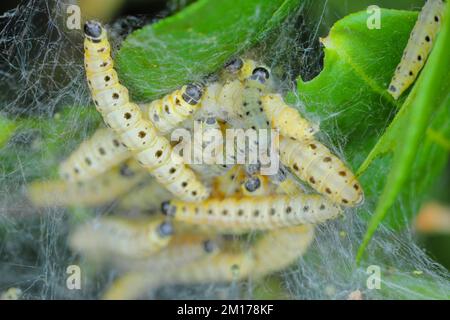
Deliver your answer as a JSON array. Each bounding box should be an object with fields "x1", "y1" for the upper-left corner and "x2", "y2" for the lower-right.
[
  {"x1": 28, "y1": 160, "x2": 146, "y2": 207},
  {"x1": 141, "y1": 83, "x2": 204, "y2": 135},
  {"x1": 118, "y1": 179, "x2": 173, "y2": 212},
  {"x1": 59, "y1": 127, "x2": 131, "y2": 182},
  {"x1": 112, "y1": 233, "x2": 220, "y2": 272},
  {"x1": 161, "y1": 193, "x2": 341, "y2": 232},
  {"x1": 388, "y1": 0, "x2": 446, "y2": 99},
  {"x1": 103, "y1": 226, "x2": 314, "y2": 299},
  {"x1": 279, "y1": 137, "x2": 363, "y2": 206},
  {"x1": 103, "y1": 249, "x2": 253, "y2": 299},
  {"x1": 83, "y1": 21, "x2": 209, "y2": 202},
  {"x1": 251, "y1": 224, "x2": 314, "y2": 278},
  {"x1": 69, "y1": 216, "x2": 173, "y2": 259},
  {"x1": 261, "y1": 94, "x2": 318, "y2": 140}
]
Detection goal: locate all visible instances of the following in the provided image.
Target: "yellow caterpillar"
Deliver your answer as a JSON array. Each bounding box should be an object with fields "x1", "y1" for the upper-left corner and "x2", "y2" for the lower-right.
[
  {"x1": 279, "y1": 137, "x2": 363, "y2": 207},
  {"x1": 83, "y1": 21, "x2": 209, "y2": 202},
  {"x1": 142, "y1": 83, "x2": 204, "y2": 135},
  {"x1": 28, "y1": 160, "x2": 146, "y2": 207},
  {"x1": 161, "y1": 193, "x2": 341, "y2": 231},
  {"x1": 388, "y1": 0, "x2": 446, "y2": 99},
  {"x1": 59, "y1": 127, "x2": 131, "y2": 182},
  {"x1": 103, "y1": 249, "x2": 253, "y2": 299},
  {"x1": 103, "y1": 225, "x2": 314, "y2": 299},
  {"x1": 261, "y1": 93, "x2": 318, "y2": 140},
  {"x1": 118, "y1": 179, "x2": 172, "y2": 212},
  {"x1": 69, "y1": 216, "x2": 173, "y2": 259}
]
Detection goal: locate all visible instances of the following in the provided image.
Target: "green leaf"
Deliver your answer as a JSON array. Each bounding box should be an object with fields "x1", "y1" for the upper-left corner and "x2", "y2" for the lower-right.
[
  {"x1": 117, "y1": 0, "x2": 302, "y2": 101},
  {"x1": 296, "y1": 7, "x2": 450, "y2": 260},
  {"x1": 357, "y1": 3, "x2": 450, "y2": 262}
]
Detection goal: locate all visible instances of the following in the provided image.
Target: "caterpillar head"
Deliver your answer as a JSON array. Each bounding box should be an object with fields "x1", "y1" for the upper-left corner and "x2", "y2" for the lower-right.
[
  {"x1": 182, "y1": 83, "x2": 204, "y2": 105},
  {"x1": 119, "y1": 163, "x2": 135, "y2": 177},
  {"x1": 250, "y1": 67, "x2": 270, "y2": 84},
  {"x1": 224, "y1": 57, "x2": 244, "y2": 74},
  {"x1": 157, "y1": 221, "x2": 174, "y2": 237},
  {"x1": 244, "y1": 176, "x2": 261, "y2": 193},
  {"x1": 84, "y1": 21, "x2": 103, "y2": 42},
  {"x1": 161, "y1": 201, "x2": 176, "y2": 217},
  {"x1": 203, "y1": 240, "x2": 218, "y2": 253}
]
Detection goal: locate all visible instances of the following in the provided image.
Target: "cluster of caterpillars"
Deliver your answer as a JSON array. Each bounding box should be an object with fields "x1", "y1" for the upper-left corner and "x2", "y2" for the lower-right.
[{"x1": 27, "y1": 0, "x2": 443, "y2": 298}]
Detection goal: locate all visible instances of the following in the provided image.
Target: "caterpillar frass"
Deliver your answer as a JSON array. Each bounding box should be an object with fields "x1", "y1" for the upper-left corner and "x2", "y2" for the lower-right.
[
  {"x1": 141, "y1": 83, "x2": 204, "y2": 135},
  {"x1": 59, "y1": 127, "x2": 131, "y2": 183},
  {"x1": 251, "y1": 225, "x2": 314, "y2": 278},
  {"x1": 28, "y1": 161, "x2": 146, "y2": 207},
  {"x1": 69, "y1": 217, "x2": 173, "y2": 260},
  {"x1": 83, "y1": 21, "x2": 209, "y2": 202},
  {"x1": 161, "y1": 193, "x2": 341, "y2": 232},
  {"x1": 103, "y1": 249, "x2": 254, "y2": 299},
  {"x1": 279, "y1": 137, "x2": 364, "y2": 207},
  {"x1": 118, "y1": 180, "x2": 173, "y2": 211},
  {"x1": 388, "y1": 0, "x2": 446, "y2": 99},
  {"x1": 112, "y1": 234, "x2": 220, "y2": 272},
  {"x1": 261, "y1": 94, "x2": 318, "y2": 140}
]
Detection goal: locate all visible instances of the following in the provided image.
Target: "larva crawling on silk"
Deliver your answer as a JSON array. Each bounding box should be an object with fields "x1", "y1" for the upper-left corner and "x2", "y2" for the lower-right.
[
  {"x1": 28, "y1": 160, "x2": 146, "y2": 207},
  {"x1": 279, "y1": 137, "x2": 364, "y2": 207},
  {"x1": 83, "y1": 21, "x2": 209, "y2": 202},
  {"x1": 388, "y1": 0, "x2": 446, "y2": 99},
  {"x1": 69, "y1": 217, "x2": 173, "y2": 260},
  {"x1": 59, "y1": 127, "x2": 131, "y2": 183},
  {"x1": 161, "y1": 193, "x2": 341, "y2": 232},
  {"x1": 103, "y1": 225, "x2": 315, "y2": 299},
  {"x1": 142, "y1": 82, "x2": 204, "y2": 135},
  {"x1": 103, "y1": 250, "x2": 254, "y2": 300}
]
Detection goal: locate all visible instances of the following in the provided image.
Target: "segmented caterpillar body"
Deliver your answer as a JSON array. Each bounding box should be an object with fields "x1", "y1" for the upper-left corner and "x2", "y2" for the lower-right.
[
  {"x1": 103, "y1": 250, "x2": 253, "y2": 299},
  {"x1": 142, "y1": 83, "x2": 204, "y2": 135},
  {"x1": 388, "y1": 0, "x2": 446, "y2": 99},
  {"x1": 83, "y1": 21, "x2": 209, "y2": 202},
  {"x1": 162, "y1": 193, "x2": 341, "y2": 231},
  {"x1": 59, "y1": 127, "x2": 131, "y2": 182},
  {"x1": 279, "y1": 137, "x2": 363, "y2": 206},
  {"x1": 28, "y1": 161, "x2": 146, "y2": 207},
  {"x1": 272, "y1": 166, "x2": 305, "y2": 196},
  {"x1": 251, "y1": 225, "x2": 314, "y2": 277},
  {"x1": 103, "y1": 226, "x2": 314, "y2": 299},
  {"x1": 70, "y1": 217, "x2": 173, "y2": 259},
  {"x1": 261, "y1": 94, "x2": 318, "y2": 140}
]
